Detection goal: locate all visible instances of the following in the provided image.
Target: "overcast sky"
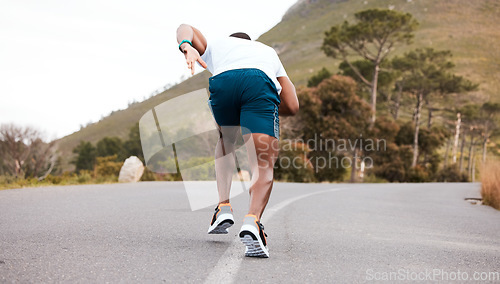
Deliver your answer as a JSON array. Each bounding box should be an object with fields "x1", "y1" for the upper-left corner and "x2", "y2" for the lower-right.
[{"x1": 0, "y1": 0, "x2": 298, "y2": 140}]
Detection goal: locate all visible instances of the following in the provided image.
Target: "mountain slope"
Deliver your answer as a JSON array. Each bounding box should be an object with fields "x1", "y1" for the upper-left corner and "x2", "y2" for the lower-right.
[{"x1": 57, "y1": 0, "x2": 500, "y2": 170}]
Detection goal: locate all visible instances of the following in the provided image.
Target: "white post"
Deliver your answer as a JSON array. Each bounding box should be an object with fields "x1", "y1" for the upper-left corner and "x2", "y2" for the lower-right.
[{"x1": 452, "y1": 112, "x2": 461, "y2": 164}]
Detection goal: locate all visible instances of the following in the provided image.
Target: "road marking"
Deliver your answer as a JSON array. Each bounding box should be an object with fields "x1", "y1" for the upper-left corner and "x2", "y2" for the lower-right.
[{"x1": 203, "y1": 187, "x2": 348, "y2": 284}]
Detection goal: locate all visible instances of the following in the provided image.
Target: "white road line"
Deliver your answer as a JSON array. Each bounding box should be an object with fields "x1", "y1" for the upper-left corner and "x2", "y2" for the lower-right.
[{"x1": 203, "y1": 187, "x2": 348, "y2": 284}]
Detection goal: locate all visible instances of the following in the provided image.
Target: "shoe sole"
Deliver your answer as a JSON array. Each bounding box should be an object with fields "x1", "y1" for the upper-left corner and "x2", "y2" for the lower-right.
[
  {"x1": 239, "y1": 225, "x2": 269, "y2": 258},
  {"x1": 207, "y1": 214, "x2": 234, "y2": 234}
]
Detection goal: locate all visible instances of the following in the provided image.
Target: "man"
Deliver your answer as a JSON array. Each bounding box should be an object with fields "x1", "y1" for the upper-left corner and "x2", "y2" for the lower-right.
[{"x1": 176, "y1": 24, "x2": 298, "y2": 258}]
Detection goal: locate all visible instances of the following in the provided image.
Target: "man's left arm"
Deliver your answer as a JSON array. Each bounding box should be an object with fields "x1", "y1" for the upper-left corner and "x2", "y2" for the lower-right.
[{"x1": 176, "y1": 24, "x2": 208, "y2": 75}]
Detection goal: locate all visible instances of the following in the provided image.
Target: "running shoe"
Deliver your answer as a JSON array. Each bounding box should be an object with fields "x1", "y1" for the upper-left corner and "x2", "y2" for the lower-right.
[
  {"x1": 207, "y1": 203, "x2": 234, "y2": 234},
  {"x1": 239, "y1": 214, "x2": 269, "y2": 258}
]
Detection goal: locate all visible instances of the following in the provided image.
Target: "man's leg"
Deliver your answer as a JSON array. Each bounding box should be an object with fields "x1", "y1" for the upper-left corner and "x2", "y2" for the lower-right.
[
  {"x1": 246, "y1": 133, "x2": 279, "y2": 220},
  {"x1": 214, "y1": 126, "x2": 239, "y2": 204},
  {"x1": 239, "y1": 133, "x2": 278, "y2": 257},
  {"x1": 208, "y1": 126, "x2": 239, "y2": 234}
]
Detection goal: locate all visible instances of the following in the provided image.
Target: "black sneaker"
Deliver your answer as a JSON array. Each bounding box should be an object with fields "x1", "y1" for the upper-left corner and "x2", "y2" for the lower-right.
[
  {"x1": 239, "y1": 214, "x2": 269, "y2": 258},
  {"x1": 207, "y1": 203, "x2": 234, "y2": 234}
]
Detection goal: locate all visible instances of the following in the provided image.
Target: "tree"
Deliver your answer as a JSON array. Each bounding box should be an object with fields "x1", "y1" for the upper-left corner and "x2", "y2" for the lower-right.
[
  {"x1": 391, "y1": 48, "x2": 476, "y2": 167},
  {"x1": 450, "y1": 112, "x2": 461, "y2": 165},
  {"x1": 457, "y1": 104, "x2": 481, "y2": 174},
  {"x1": 96, "y1": 137, "x2": 125, "y2": 161},
  {"x1": 338, "y1": 59, "x2": 395, "y2": 98},
  {"x1": 0, "y1": 123, "x2": 56, "y2": 178},
  {"x1": 123, "y1": 123, "x2": 144, "y2": 162},
  {"x1": 72, "y1": 141, "x2": 96, "y2": 173},
  {"x1": 294, "y1": 75, "x2": 372, "y2": 182},
  {"x1": 393, "y1": 121, "x2": 447, "y2": 180},
  {"x1": 365, "y1": 116, "x2": 414, "y2": 182},
  {"x1": 25, "y1": 138, "x2": 57, "y2": 179},
  {"x1": 479, "y1": 102, "x2": 500, "y2": 163},
  {"x1": 307, "y1": 67, "x2": 332, "y2": 87},
  {"x1": 274, "y1": 141, "x2": 315, "y2": 182},
  {"x1": 322, "y1": 9, "x2": 418, "y2": 124}
]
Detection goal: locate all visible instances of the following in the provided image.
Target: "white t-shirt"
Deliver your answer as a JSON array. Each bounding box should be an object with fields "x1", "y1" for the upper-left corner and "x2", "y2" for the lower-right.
[{"x1": 200, "y1": 37, "x2": 288, "y2": 93}]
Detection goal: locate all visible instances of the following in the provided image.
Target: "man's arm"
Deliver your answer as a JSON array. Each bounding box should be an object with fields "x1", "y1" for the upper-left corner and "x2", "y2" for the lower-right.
[
  {"x1": 176, "y1": 24, "x2": 208, "y2": 75},
  {"x1": 277, "y1": 76, "x2": 299, "y2": 116}
]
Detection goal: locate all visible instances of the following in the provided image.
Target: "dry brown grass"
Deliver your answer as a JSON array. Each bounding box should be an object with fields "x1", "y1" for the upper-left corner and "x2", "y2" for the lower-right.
[{"x1": 480, "y1": 159, "x2": 500, "y2": 210}]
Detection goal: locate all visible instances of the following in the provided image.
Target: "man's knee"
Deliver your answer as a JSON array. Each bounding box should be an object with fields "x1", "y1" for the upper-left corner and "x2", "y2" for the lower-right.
[{"x1": 253, "y1": 168, "x2": 274, "y2": 186}]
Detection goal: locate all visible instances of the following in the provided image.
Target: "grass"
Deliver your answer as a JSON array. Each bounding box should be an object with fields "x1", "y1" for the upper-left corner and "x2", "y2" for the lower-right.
[
  {"x1": 480, "y1": 159, "x2": 500, "y2": 210},
  {"x1": 0, "y1": 172, "x2": 119, "y2": 190},
  {"x1": 0, "y1": 167, "x2": 183, "y2": 190}
]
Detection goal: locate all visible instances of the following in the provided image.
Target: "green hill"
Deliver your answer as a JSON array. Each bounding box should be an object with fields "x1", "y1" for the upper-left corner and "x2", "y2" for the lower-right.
[{"x1": 57, "y1": 0, "x2": 500, "y2": 170}]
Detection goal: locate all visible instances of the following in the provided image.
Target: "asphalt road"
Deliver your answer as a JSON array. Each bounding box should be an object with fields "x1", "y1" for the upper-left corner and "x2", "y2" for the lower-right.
[{"x1": 0, "y1": 182, "x2": 499, "y2": 283}]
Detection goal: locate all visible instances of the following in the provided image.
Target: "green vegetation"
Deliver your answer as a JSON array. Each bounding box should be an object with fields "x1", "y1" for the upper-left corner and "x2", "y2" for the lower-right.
[
  {"x1": 278, "y1": 68, "x2": 480, "y2": 182},
  {"x1": 0, "y1": 172, "x2": 118, "y2": 190},
  {"x1": 391, "y1": 48, "x2": 478, "y2": 167},
  {"x1": 72, "y1": 141, "x2": 96, "y2": 172},
  {"x1": 297, "y1": 75, "x2": 372, "y2": 182},
  {"x1": 307, "y1": 67, "x2": 332, "y2": 87},
  {"x1": 2, "y1": 1, "x2": 500, "y2": 189},
  {"x1": 0, "y1": 123, "x2": 179, "y2": 190},
  {"x1": 0, "y1": 124, "x2": 58, "y2": 181},
  {"x1": 274, "y1": 5, "x2": 500, "y2": 183},
  {"x1": 55, "y1": 0, "x2": 500, "y2": 173},
  {"x1": 322, "y1": 8, "x2": 418, "y2": 124}
]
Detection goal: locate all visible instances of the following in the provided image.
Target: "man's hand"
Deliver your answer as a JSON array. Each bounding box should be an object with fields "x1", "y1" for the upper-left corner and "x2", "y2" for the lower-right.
[
  {"x1": 182, "y1": 44, "x2": 207, "y2": 75},
  {"x1": 177, "y1": 24, "x2": 208, "y2": 75}
]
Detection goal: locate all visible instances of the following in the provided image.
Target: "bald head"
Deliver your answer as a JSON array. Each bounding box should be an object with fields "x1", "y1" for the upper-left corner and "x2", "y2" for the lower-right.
[{"x1": 229, "y1": 32, "x2": 251, "y2": 40}]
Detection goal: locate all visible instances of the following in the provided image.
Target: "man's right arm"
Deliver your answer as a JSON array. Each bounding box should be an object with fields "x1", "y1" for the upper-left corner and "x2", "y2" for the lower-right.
[
  {"x1": 176, "y1": 24, "x2": 208, "y2": 75},
  {"x1": 277, "y1": 76, "x2": 299, "y2": 116}
]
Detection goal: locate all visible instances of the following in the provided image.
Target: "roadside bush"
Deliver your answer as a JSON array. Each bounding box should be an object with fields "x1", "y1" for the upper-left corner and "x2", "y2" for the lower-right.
[
  {"x1": 178, "y1": 157, "x2": 214, "y2": 181},
  {"x1": 308, "y1": 151, "x2": 347, "y2": 182},
  {"x1": 436, "y1": 165, "x2": 468, "y2": 182},
  {"x1": 368, "y1": 143, "x2": 413, "y2": 182},
  {"x1": 162, "y1": 173, "x2": 183, "y2": 181},
  {"x1": 45, "y1": 174, "x2": 63, "y2": 184},
  {"x1": 77, "y1": 170, "x2": 92, "y2": 184},
  {"x1": 481, "y1": 159, "x2": 500, "y2": 210},
  {"x1": 0, "y1": 175, "x2": 19, "y2": 189},
  {"x1": 95, "y1": 155, "x2": 123, "y2": 178},
  {"x1": 362, "y1": 174, "x2": 388, "y2": 183},
  {"x1": 274, "y1": 141, "x2": 315, "y2": 182},
  {"x1": 406, "y1": 165, "x2": 430, "y2": 182},
  {"x1": 307, "y1": 67, "x2": 332, "y2": 87},
  {"x1": 140, "y1": 167, "x2": 158, "y2": 181}
]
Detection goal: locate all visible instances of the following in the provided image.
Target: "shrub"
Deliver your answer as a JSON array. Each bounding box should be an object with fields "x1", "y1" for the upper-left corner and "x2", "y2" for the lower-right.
[
  {"x1": 140, "y1": 167, "x2": 158, "y2": 181},
  {"x1": 362, "y1": 174, "x2": 388, "y2": 183},
  {"x1": 274, "y1": 141, "x2": 315, "y2": 182},
  {"x1": 95, "y1": 155, "x2": 122, "y2": 178},
  {"x1": 45, "y1": 174, "x2": 63, "y2": 184},
  {"x1": 481, "y1": 159, "x2": 500, "y2": 210},
  {"x1": 436, "y1": 165, "x2": 468, "y2": 182},
  {"x1": 406, "y1": 165, "x2": 430, "y2": 182},
  {"x1": 178, "y1": 157, "x2": 214, "y2": 181},
  {"x1": 307, "y1": 67, "x2": 332, "y2": 87},
  {"x1": 77, "y1": 170, "x2": 92, "y2": 184},
  {"x1": 368, "y1": 143, "x2": 413, "y2": 182}
]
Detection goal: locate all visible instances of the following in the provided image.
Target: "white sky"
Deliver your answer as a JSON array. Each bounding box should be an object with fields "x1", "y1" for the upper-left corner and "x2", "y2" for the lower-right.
[{"x1": 0, "y1": 0, "x2": 298, "y2": 140}]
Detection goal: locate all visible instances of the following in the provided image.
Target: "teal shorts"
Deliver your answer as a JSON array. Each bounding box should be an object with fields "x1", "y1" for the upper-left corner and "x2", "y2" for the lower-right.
[{"x1": 208, "y1": 68, "x2": 280, "y2": 139}]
